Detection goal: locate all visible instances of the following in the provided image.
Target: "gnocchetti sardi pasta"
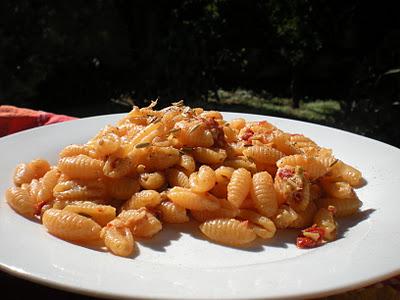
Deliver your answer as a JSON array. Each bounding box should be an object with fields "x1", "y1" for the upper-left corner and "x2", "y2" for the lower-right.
[{"x1": 4, "y1": 101, "x2": 363, "y2": 256}]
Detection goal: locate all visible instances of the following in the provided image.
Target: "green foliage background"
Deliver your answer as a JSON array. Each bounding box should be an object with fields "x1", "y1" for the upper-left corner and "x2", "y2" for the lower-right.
[{"x1": 0, "y1": 1, "x2": 399, "y2": 146}]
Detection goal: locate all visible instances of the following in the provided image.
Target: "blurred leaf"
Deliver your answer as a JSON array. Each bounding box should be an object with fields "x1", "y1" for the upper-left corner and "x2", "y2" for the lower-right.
[{"x1": 383, "y1": 69, "x2": 400, "y2": 76}]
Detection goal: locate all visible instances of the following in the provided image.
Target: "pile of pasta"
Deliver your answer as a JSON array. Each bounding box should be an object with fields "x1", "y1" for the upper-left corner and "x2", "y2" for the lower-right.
[{"x1": 5, "y1": 101, "x2": 363, "y2": 256}]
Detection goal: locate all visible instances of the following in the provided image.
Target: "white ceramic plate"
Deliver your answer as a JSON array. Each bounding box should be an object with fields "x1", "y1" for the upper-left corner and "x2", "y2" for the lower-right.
[{"x1": 1, "y1": 112, "x2": 400, "y2": 300}]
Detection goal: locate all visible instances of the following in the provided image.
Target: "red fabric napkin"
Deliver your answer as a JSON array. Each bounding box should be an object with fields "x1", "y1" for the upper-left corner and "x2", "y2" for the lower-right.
[{"x1": 0, "y1": 105, "x2": 77, "y2": 137}]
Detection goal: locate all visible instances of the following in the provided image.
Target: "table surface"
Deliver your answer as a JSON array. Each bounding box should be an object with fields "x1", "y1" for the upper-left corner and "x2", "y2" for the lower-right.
[
  {"x1": 2, "y1": 269, "x2": 400, "y2": 300},
  {"x1": 1, "y1": 270, "x2": 94, "y2": 299}
]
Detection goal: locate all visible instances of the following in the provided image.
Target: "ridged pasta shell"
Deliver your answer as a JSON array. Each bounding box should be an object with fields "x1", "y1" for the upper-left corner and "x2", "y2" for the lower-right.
[
  {"x1": 167, "y1": 187, "x2": 220, "y2": 211},
  {"x1": 227, "y1": 168, "x2": 252, "y2": 208},
  {"x1": 158, "y1": 201, "x2": 189, "y2": 223},
  {"x1": 101, "y1": 221, "x2": 135, "y2": 257},
  {"x1": 277, "y1": 155, "x2": 327, "y2": 180},
  {"x1": 42, "y1": 208, "x2": 101, "y2": 242},
  {"x1": 243, "y1": 145, "x2": 284, "y2": 164},
  {"x1": 58, "y1": 155, "x2": 104, "y2": 179},
  {"x1": 5, "y1": 187, "x2": 36, "y2": 218},
  {"x1": 251, "y1": 171, "x2": 278, "y2": 217},
  {"x1": 199, "y1": 218, "x2": 256, "y2": 246},
  {"x1": 316, "y1": 197, "x2": 362, "y2": 217}
]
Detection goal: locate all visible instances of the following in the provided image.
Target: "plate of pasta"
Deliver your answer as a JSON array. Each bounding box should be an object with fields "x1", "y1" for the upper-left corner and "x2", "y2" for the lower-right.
[{"x1": 1, "y1": 102, "x2": 400, "y2": 299}]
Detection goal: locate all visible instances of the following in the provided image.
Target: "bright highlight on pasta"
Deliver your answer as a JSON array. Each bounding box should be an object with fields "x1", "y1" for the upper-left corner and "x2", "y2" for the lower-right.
[{"x1": 4, "y1": 101, "x2": 363, "y2": 256}]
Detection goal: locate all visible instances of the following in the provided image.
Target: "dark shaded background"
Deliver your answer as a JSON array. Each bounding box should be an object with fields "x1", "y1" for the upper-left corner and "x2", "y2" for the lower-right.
[
  {"x1": 1, "y1": 1, "x2": 400, "y2": 298},
  {"x1": 1, "y1": 0, "x2": 400, "y2": 146}
]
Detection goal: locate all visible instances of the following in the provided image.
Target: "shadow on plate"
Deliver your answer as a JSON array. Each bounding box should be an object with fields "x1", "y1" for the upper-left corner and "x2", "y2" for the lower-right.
[
  {"x1": 27, "y1": 206, "x2": 376, "y2": 258},
  {"x1": 336, "y1": 208, "x2": 376, "y2": 240},
  {"x1": 146, "y1": 220, "x2": 297, "y2": 252},
  {"x1": 138, "y1": 224, "x2": 184, "y2": 252}
]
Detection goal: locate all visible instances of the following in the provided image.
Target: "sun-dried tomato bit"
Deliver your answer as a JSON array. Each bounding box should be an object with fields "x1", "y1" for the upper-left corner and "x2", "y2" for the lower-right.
[
  {"x1": 35, "y1": 201, "x2": 47, "y2": 216},
  {"x1": 241, "y1": 220, "x2": 250, "y2": 227},
  {"x1": 296, "y1": 225, "x2": 325, "y2": 249},
  {"x1": 240, "y1": 128, "x2": 254, "y2": 143},
  {"x1": 303, "y1": 224, "x2": 325, "y2": 237},
  {"x1": 202, "y1": 117, "x2": 219, "y2": 129},
  {"x1": 293, "y1": 190, "x2": 303, "y2": 203},
  {"x1": 296, "y1": 237, "x2": 318, "y2": 249},
  {"x1": 200, "y1": 117, "x2": 226, "y2": 146},
  {"x1": 257, "y1": 120, "x2": 269, "y2": 126},
  {"x1": 277, "y1": 167, "x2": 295, "y2": 180}
]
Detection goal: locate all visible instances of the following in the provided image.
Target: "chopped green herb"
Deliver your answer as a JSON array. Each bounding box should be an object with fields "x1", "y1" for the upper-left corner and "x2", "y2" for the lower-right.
[
  {"x1": 181, "y1": 147, "x2": 193, "y2": 152},
  {"x1": 135, "y1": 142, "x2": 151, "y2": 149},
  {"x1": 329, "y1": 159, "x2": 339, "y2": 168},
  {"x1": 172, "y1": 100, "x2": 184, "y2": 107},
  {"x1": 189, "y1": 123, "x2": 201, "y2": 133},
  {"x1": 251, "y1": 135, "x2": 262, "y2": 140},
  {"x1": 169, "y1": 128, "x2": 181, "y2": 134}
]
